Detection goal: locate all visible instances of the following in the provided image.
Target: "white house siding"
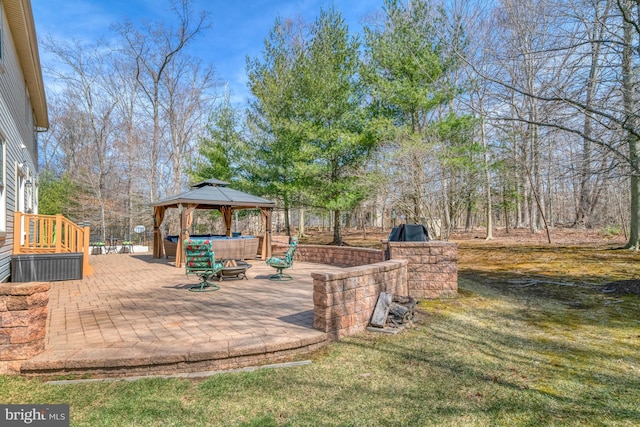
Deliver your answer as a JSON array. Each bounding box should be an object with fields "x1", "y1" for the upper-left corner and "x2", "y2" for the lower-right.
[{"x1": 0, "y1": 1, "x2": 39, "y2": 282}]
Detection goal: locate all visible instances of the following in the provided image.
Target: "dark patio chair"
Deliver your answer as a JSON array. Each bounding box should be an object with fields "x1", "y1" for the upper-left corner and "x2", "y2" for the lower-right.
[
  {"x1": 266, "y1": 237, "x2": 298, "y2": 281},
  {"x1": 184, "y1": 239, "x2": 223, "y2": 292}
]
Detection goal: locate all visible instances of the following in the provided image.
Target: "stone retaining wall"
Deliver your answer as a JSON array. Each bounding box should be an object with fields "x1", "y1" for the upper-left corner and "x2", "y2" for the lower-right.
[
  {"x1": 296, "y1": 244, "x2": 384, "y2": 267},
  {"x1": 0, "y1": 282, "x2": 50, "y2": 374},
  {"x1": 312, "y1": 260, "x2": 408, "y2": 339},
  {"x1": 303, "y1": 241, "x2": 457, "y2": 339}
]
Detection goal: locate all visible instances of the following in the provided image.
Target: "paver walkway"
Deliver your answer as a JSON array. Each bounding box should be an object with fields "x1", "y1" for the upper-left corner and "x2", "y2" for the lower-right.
[{"x1": 22, "y1": 253, "x2": 343, "y2": 377}]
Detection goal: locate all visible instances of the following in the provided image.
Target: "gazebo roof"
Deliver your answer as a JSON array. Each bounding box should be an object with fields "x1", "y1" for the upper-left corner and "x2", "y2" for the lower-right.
[{"x1": 152, "y1": 179, "x2": 276, "y2": 209}]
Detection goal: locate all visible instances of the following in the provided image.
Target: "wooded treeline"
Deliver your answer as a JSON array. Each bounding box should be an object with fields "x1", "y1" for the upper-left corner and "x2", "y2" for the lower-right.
[{"x1": 38, "y1": 0, "x2": 640, "y2": 247}]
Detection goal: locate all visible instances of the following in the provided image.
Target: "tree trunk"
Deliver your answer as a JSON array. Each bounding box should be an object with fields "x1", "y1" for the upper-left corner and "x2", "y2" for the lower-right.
[
  {"x1": 299, "y1": 208, "x2": 305, "y2": 237},
  {"x1": 482, "y1": 117, "x2": 493, "y2": 240},
  {"x1": 576, "y1": 0, "x2": 611, "y2": 228},
  {"x1": 464, "y1": 193, "x2": 473, "y2": 232},
  {"x1": 529, "y1": 121, "x2": 540, "y2": 233},
  {"x1": 151, "y1": 86, "x2": 160, "y2": 201},
  {"x1": 332, "y1": 209, "x2": 342, "y2": 245},
  {"x1": 622, "y1": 8, "x2": 640, "y2": 249},
  {"x1": 284, "y1": 205, "x2": 291, "y2": 238},
  {"x1": 503, "y1": 185, "x2": 510, "y2": 233}
]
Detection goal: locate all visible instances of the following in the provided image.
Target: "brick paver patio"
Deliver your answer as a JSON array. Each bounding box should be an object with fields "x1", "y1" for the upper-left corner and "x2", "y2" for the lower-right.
[{"x1": 22, "y1": 252, "x2": 343, "y2": 377}]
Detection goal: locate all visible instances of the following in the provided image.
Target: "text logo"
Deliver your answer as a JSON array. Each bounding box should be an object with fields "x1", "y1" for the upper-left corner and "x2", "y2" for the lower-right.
[{"x1": 1, "y1": 405, "x2": 69, "y2": 426}]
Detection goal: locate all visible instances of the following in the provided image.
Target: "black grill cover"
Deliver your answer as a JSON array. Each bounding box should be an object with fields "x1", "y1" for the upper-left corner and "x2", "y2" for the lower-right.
[{"x1": 388, "y1": 224, "x2": 430, "y2": 242}]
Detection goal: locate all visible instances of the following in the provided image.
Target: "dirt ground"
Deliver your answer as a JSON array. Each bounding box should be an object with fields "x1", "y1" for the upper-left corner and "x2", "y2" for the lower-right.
[
  {"x1": 296, "y1": 226, "x2": 640, "y2": 296},
  {"x1": 450, "y1": 228, "x2": 640, "y2": 296},
  {"x1": 296, "y1": 225, "x2": 627, "y2": 248},
  {"x1": 448, "y1": 226, "x2": 626, "y2": 246}
]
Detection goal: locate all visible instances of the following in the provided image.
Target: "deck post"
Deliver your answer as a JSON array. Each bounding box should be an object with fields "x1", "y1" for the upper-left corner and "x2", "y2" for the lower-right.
[
  {"x1": 13, "y1": 211, "x2": 22, "y2": 254},
  {"x1": 82, "y1": 225, "x2": 93, "y2": 275},
  {"x1": 55, "y1": 214, "x2": 63, "y2": 252}
]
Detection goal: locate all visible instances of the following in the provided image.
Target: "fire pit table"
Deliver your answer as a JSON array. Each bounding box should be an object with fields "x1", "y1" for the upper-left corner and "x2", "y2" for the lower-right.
[{"x1": 217, "y1": 260, "x2": 252, "y2": 281}]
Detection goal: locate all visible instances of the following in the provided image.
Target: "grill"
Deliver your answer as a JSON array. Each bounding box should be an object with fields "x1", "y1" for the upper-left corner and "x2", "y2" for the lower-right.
[
  {"x1": 388, "y1": 224, "x2": 430, "y2": 242},
  {"x1": 385, "y1": 224, "x2": 430, "y2": 260}
]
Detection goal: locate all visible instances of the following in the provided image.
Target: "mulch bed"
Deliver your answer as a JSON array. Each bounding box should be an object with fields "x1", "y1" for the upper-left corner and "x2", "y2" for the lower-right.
[{"x1": 601, "y1": 280, "x2": 640, "y2": 296}]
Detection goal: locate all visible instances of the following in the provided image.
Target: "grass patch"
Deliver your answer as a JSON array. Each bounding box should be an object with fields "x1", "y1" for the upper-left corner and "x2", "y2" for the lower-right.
[{"x1": 1, "y1": 243, "x2": 639, "y2": 426}]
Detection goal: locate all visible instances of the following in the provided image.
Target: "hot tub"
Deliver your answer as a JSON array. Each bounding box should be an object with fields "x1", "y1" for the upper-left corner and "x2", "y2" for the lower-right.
[{"x1": 164, "y1": 235, "x2": 259, "y2": 260}]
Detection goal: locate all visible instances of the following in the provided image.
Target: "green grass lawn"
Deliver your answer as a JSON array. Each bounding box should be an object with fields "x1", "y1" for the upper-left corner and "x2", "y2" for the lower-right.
[{"x1": 1, "y1": 243, "x2": 639, "y2": 426}]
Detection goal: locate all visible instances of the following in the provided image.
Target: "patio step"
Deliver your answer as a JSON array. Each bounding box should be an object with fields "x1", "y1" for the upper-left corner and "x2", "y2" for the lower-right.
[{"x1": 20, "y1": 333, "x2": 329, "y2": 379}]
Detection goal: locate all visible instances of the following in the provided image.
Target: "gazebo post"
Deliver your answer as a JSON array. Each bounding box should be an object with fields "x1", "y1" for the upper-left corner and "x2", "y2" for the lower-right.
[
  {"x1": 221, "y1": 206, "x2": 233, "y2": 237},
  {"x1": 261, "y1": 208, "x2": 273, "y2": 259},
  {"x1": 176, "y1": 204, "x2": 184, "y2": 268},
  {"x1": 153, "y1": 206, "x2": 166, "y2": 258},
  {"x1": 175, "y1": 204, "x2": 197, "y2": 268}
]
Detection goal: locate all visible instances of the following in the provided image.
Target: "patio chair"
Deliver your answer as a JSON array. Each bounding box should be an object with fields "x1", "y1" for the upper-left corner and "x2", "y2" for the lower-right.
[
  {"x1": 184, "y1": 239, "x2": 223, "y2": 292},
  {"x1": 266, "y1": 237, "x2": 298, "y2": 281}
]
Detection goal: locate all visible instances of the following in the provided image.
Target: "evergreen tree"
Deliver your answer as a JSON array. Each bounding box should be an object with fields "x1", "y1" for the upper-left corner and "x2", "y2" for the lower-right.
[
  {"x1": 362, "y1": 0, "x2": 469, "y2": 229},
  {"x1": 38, "y1": 171, "x2": 78, "y2": 217},
  {"x1": 189, "y1": 92, "x2": 244, "y2": 184},
  {"x1": 298, "y1": 7, "x2": 376, "y2": 245},
  {"x1": 246, "y1": 17, "x2": 309, "y2": 237}
]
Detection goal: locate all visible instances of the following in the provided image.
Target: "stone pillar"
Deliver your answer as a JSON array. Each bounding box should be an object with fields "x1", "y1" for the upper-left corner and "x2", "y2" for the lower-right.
[
  {"x1": 0, "y1": 282, "x2": 50, "y2": 374},
  {"x1": 387, "y1": 241, "x2": 458, "y2": 299}
]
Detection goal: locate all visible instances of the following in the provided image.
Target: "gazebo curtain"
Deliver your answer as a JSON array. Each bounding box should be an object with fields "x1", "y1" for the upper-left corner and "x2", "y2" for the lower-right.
[
  {"x1": 153, "y1": 206, "x2": 166, "y2": 258},
  {"x1": 152, "y1": 204, "x2": 274, "y2": 269},
  {"x1": 175, "y1": 204, "x2": 197, "y2": 268}
]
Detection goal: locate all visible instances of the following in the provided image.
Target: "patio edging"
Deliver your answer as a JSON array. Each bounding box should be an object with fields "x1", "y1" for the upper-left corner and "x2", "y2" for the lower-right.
[{"x1": 20, "y1": 333, "x2": 329, "y2": 378}]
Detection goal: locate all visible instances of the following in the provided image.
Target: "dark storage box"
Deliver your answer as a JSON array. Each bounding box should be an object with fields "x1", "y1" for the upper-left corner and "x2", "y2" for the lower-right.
[{"x1": 11, "y1": 253, "x2": 83, "y2": 282}]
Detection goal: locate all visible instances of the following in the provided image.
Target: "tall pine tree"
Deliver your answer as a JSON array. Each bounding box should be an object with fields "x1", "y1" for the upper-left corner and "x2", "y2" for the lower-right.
[{"x1": 299, "y1": 7, "x2": 375, "y2": 245}]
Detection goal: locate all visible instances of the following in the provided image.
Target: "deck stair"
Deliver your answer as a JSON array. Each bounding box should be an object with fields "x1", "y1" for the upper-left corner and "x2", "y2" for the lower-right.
[{"x1": 13, "y1": 212, "x2": 93, "y2": 277}]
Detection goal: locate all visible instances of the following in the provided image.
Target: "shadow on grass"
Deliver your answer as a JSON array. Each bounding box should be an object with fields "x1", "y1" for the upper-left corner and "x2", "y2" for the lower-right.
[
  {"x1": 274, "y1": 242, "x2": 640, "y2": 425},
  {"x1": 320, "y1": 309, "x2": 640, "y2": 425},
  {"x1": 458, "y1": 268, "x2": 640, "y2": 328}
]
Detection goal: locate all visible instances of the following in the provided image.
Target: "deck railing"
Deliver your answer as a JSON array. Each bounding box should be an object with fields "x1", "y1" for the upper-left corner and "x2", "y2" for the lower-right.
[{"x1": 13, "y1": 212, "x2": 93, "y2": 276}]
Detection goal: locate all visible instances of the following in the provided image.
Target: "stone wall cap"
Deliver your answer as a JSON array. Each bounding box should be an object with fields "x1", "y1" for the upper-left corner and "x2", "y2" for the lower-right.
[
  {"x1": 388, "y1": 241, "x2": 457, "y2": 247},
  {"x1": 299, "y1": 244, "x2": 383, "y2": 254},
  {"x1": 0, "y1": 282, "x2": 51, "y2": 296},
  {"x1": 311, "y1": 259, "x2": 407, "y2": 280}
]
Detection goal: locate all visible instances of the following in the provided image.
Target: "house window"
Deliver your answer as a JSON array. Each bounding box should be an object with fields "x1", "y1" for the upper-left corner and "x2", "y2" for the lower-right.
[{"x1": 0, "y1": 0, "x2": 3, "y2": 62}]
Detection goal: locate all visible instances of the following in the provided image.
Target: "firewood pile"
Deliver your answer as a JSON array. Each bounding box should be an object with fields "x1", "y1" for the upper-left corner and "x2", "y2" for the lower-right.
[{"x1": 369, "y1": 292, "x2": 416, "y2": 331}]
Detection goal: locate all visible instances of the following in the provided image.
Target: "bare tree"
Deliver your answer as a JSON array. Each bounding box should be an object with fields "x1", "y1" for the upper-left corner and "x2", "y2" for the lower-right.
[
  {"x1": 475, "y1": 0, "x2": 640, "y2": 246},
  {"x1": 109, "y1": 49, "x2": 149, "y2": 237},
  {"x1": 572, "y1": 0, "x2": 615, "y2": 228},
  {"x1": 42, "y1": 37, "x2": 119, "y2": 239},
  {"x1": 490, "y1": 0, "x2": 567, "y2": 234},
  {"x1": 619, "y1": 0, "x2": 640, "y2": 248},
  {"x1": 39, "y1": 0, "x2": 218, "y2": 240},
  {"x1": 114, "y1": 0, "x2": 210, "y2": 201},
  {"x1": 161, "y1": 56, "x2": 218, "y2": 196}
]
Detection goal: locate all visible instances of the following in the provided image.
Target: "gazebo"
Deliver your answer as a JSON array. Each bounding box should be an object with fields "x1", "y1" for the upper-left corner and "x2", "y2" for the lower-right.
[{"x1": 151, "y1": 179, "x2": 276, "y2": 268}]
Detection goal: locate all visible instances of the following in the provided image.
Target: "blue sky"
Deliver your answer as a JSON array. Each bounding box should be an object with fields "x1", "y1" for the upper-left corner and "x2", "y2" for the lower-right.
[{"x1": 32, "y1": 0, "x2": 382, "y2": 104}]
